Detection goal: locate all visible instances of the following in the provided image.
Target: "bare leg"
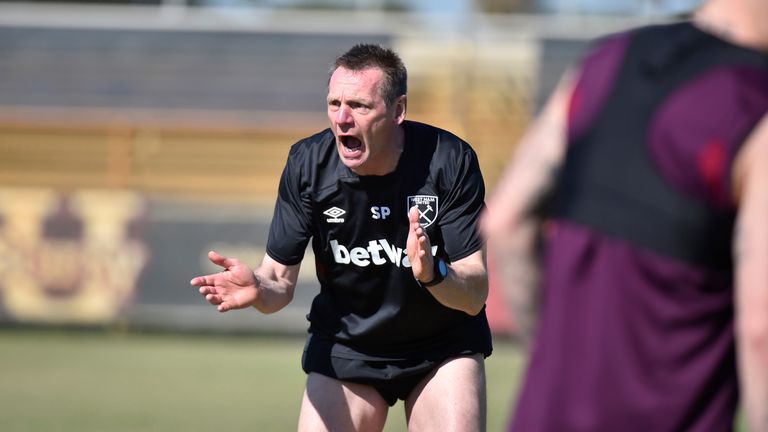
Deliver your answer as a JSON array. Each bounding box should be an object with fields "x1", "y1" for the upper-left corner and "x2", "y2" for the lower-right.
[
  {"x1": 404, "y1": 354, "x2": 486, "y2": 432},
  {"x1": 298, "y1": 372, "x2": 389, "y2": 432}
]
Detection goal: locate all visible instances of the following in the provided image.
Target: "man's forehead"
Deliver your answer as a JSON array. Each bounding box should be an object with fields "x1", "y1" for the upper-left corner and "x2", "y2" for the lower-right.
[
  {"x1": 328, "y1": 67, "x2": 384, "y2": 97},
  {"x1": 332, "y1": 65, "x2": 384, "y2": 79}
]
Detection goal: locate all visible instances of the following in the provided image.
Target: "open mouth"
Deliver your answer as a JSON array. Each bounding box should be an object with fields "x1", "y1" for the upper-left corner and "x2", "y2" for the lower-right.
[{"x1": 339, "y1": 136, "x2": 363, "y2": 154}]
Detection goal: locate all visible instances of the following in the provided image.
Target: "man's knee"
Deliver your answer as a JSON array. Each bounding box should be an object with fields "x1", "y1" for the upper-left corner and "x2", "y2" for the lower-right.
[
  {"x1": 299, "y1": 373, "x2": 389, "y2": 432},
  {"x1": 405, "y1": 354, "x2": 487, "y2": 432}
]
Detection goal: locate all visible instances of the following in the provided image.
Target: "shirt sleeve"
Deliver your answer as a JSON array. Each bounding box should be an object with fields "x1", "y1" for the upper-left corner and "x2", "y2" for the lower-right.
[
  {"x1": 266, "y1": 145, "x2": 313, "y2": 265},
  {"x1": 438, "y1": 144, "x2": 485, "y2": 262}
]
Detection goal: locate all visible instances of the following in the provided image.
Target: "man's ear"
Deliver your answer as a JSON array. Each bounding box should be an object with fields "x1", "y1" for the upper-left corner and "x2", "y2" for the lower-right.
[{"x1": 394, "y1": 95, "x2": 407, "y2": 124}]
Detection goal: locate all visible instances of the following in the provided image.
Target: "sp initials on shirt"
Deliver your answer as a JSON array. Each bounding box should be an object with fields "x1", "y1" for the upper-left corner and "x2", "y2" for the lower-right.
[{"x1": 371, "y1": 206, "x2": 391, "y2": 220}]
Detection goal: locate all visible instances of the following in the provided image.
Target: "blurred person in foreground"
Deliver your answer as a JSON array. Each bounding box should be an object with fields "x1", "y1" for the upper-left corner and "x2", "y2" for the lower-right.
[
  {"x1": 191, "y1": 44, "x2": 491, "y2": 431},
  {"x1": 482, "y1": 0, "x2": 768, "y2": 430}
]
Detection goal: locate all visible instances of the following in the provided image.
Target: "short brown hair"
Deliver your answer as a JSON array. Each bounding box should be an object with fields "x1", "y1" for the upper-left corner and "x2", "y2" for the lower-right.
[{"x1": 330, "y1": 44, "x2": 407, "y2": 105}]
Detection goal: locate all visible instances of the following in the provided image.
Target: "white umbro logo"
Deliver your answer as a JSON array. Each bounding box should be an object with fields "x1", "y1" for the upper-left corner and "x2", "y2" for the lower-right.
[{"x1": 324, "y1": 207, "x2": 346, "y2": 223}]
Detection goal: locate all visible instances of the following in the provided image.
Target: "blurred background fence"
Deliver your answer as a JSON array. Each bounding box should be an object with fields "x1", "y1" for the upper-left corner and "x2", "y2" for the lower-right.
[{"x1": 0, "y1": 0, "x2": 685, "y2": 335}]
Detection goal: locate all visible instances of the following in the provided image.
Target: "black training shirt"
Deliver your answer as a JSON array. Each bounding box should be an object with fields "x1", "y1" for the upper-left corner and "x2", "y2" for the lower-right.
[{"x1": 267, "y1": 120, "x2": 492, "y2": 360}]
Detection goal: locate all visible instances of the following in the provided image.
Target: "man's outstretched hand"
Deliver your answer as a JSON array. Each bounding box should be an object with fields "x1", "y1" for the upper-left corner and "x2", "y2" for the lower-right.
[
  {"x1": 190, "y1": 251, "x2": 260, "y2": 312},
  {"x1": 406, "y1": 206, "x2": 435, "y2": 284}
]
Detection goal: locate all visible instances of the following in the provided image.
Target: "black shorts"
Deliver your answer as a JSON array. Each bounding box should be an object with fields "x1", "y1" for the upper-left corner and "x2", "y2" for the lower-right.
[{"x1": 302, "y1": 336, "x2": 460, "y2": 406}]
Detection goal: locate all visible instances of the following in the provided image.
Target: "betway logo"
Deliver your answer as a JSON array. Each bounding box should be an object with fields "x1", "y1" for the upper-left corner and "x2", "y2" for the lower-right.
[{"x1": 330, "y1": 239, "x2": 438, "y2": 268}]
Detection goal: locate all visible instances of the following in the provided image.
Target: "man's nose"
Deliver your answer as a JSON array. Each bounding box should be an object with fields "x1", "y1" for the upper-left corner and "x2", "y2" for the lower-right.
[{"x1": 336, "y1": 106, "x2": 353, "y2": 125}]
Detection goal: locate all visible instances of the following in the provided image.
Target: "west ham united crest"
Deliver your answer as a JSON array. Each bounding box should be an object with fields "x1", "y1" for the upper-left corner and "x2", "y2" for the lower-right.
[{"x1": 407, "y1": 195, "x2": 438, "y2": 228}]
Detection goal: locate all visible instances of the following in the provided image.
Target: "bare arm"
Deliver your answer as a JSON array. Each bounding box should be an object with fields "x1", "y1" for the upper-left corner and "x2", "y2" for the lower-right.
[
  {"x1": 407, "y1": 207, "x2": 488, "y2": 316},
  {"x1": 732, "y1": 113, "x2": 768, "y2": 432},
  {"x1": 479, "y1": 72, "x2": 574, "y2": 342},
  {"x1": 425, "y1": 249, "x2": 487, "y2": 316},
  {"x1": 191, "y1": 250, "x2": 300, "y2": 314}
]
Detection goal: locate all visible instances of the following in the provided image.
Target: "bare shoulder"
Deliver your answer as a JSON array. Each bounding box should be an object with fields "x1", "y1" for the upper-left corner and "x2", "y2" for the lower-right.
[{"x1": 732, "y1": 113, "x2": 768, "y2": 203}]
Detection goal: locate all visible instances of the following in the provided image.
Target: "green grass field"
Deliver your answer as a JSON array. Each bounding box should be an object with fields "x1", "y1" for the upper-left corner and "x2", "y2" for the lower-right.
[{"x1": 0, "y1": 329, "x2": 524, "y2": 432}]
